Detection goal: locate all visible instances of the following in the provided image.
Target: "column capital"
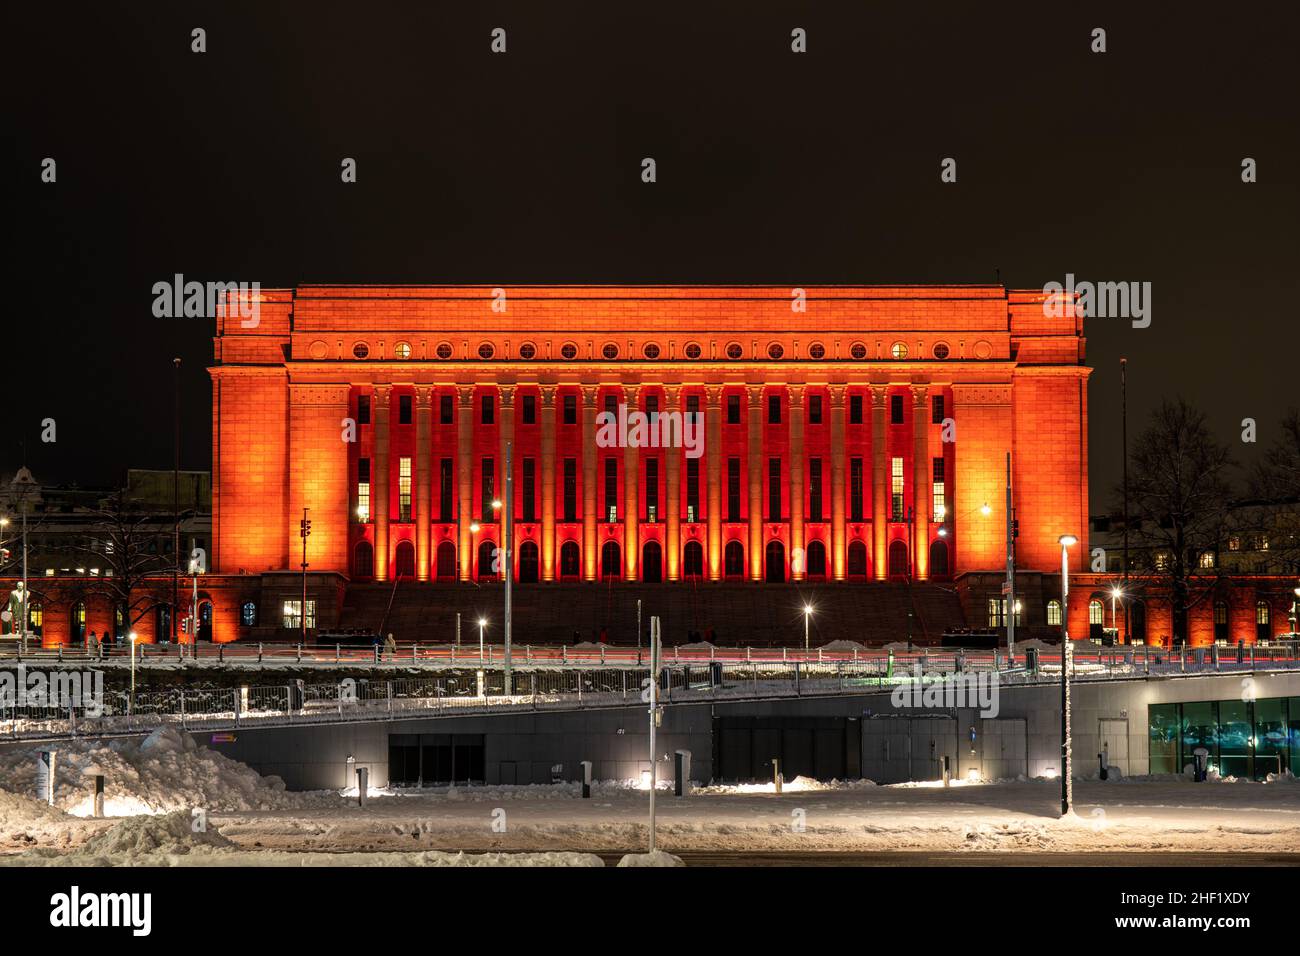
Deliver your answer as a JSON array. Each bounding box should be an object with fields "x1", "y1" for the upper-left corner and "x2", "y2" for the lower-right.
[
  {"x1": 415, "y1": 385, "x2": 434, "y2": 406},
  {"x1": 787, "y1": 384, "x2": 805, "y2": 407},
  {"x1": 374, "y1": 383, "x2": 393, "y2": 399},
  {"x1": 456, "y1": 385, "x2": 475, "y2": 408},
  {"x1": 539, "y1": 385, "x2": 557, "y2": 407},
  {"x1": 870, "y1": 385, "x2": 888, "y2": 406},
  {"x1": 623, "y1": 384, "x2": 641, "y2": 405},
  {"x1": 911, "y1": 383, "x2": 929, "y2": 406},
  {"x1": 828, "y1": 384, "x2": 847, "y2": 407},
  {"x1": 746, "y1": 384, "x2": 765, "y2": 407},
  {"x1": 499, "y1": 384, "x2": 516, "y2": 407},
  {"x1": 581, "y1": 385, "x2": 600, "y2": 407},
  {"x1": 705, "y1": 384, "x2": 724, "y2": 406},
  {"x1": 663, "y1": 384, "x2": 682, "y2": 407}
]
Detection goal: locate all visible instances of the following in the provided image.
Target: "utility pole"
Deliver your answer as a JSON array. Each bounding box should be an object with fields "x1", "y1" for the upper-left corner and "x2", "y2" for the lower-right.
[
  {"x1": 1121, "y1": 358, "x2": 1130, "y2": 638},
  {"x1": 648, "y1": 615, "x2": 661, "y2": 853},
  {"x1": 504, "y1": 441, "x2": 513, "y2": 690},
  {"x1": 173, "y1": 357, "x2": 181, "y2": 644},
  {"x1": 299, "y1": 508, "x2": 311, "y2": 645},
  {"x1": 1005, "y1": 452, "x2": 1017, "y2": 661},
  {"x1": 637, "y1": 598, "x2": 642, "y2": 653}
]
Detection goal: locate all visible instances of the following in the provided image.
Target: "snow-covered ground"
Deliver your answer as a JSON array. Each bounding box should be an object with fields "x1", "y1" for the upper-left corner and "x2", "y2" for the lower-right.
[{"x1": 0, "y1": 730, "x2": 1296, "y2": 865}]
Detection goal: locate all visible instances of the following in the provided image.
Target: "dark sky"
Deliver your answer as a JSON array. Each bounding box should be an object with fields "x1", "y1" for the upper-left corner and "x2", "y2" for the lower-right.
[{"x1": 10, "y1": 2, "x2": 1298, "y2": 510}]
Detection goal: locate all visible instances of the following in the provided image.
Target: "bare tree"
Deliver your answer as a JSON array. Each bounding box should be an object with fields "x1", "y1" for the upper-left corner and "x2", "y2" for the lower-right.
[
  {"x1": 1116, "y1": 398, "x2": 1236, "y2": 644},
  {"x1": 73, "y1": 491, "x2": 175, "y2": 637},
  {"x1": 1246, "y1": 407, "x2": 1300, "y2": 576}
]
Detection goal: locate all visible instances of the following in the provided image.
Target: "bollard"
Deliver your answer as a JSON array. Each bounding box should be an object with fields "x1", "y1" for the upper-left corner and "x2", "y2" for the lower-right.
[
  {"x1": 258, "y1": 642, "x2": 263, "y2": 663},
  {"x1": 36, "y1": 750, "x2": 56, "y2": 806},
  {"x1": 580, "y1": 760, "x2": 593, "y2": 798},
  {"x1": 93, "y1": 775, "x2": 105, "y2": 818},
  {"x1": 674, "y1": 750, "x2": 691, "y2": 797},
  {"x1": 335, "y1": 643, "x2": 340, "y2": 662},
  {"x1": 356, "y1": 767, "x2": 369, "y2": 806},
  {"x1": 772, "y1": 758, "x2": 783, "y2": 794},
  {"x1": 942, "y1": 754, "x2": 951, "y2": 788}
]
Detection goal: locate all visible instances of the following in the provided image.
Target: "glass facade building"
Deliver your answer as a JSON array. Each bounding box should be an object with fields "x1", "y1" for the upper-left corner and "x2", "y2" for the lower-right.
[{"x1": 1149, "y1": 696, "x2": 1299, "y2": 778}]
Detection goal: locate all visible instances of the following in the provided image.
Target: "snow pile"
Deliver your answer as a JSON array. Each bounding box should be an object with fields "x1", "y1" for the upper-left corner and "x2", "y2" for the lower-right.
[
  {"x1": 0, "y1": 786, "x2": 97, "y2": 849},
  {"x1": 695, "y1": 776, "x2": 877, "y2": 795},
  {"x1": 617, "y1": 850, "x2": 684, "y2": 867},
  {"x1": 0, "y1": 728, "x2": 344, "y2": 817},
  {"x1": 78, "y1": 810, "x2": 235, "y2": 857},
  {"x1": 820, "y1": 640, "x2": 867, "y2": 652}
]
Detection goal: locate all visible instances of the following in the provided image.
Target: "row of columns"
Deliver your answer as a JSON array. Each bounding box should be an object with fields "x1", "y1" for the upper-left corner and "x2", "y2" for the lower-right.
[{"x1": 367, "y1": 382, "x2": 935, "y2": 584}]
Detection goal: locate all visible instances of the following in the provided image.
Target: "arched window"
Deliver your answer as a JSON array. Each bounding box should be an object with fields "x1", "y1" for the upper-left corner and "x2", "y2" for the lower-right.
[
  {"x1": 1214, "y1": 600, "x2": 1229, "y2": 642},
  {"x1": 1088, "y1": 599, "x2": 1104, "y2": 625},
  {"x1": 1255, "y1": 600, "x2": 1270, "y2": 642},
  {"x1": 519, "y1": 541, "x2": 539, "y2": 583},
  {"x1": 394, "y1": 540, "x2": 415, "y2": 578},
  {"x1": 682, "y1": 540, "x2": 704, "y2": 578},
  {"x1": 70, "y1": 601, "x2": 87, "y2": 642},
  {"x1": 240, "y1": 601, "x2": 257, "y2": 627},
  {"x1": 929, "y1": 539, "x2": 950, "y2": 578},
  {"x1": 848, "y1": 541, "x2": 868, "y2": 578},
  {"x1": 724, "y1": 541, "x2": 744, "y2": 578},
  {"x1": 887, "y1": 540, "x2": 908, "y2": 577},
  {"x1": 642, "y1": 541, "x2": 663, "y2": 583},
  {"x1": 436, "y1": 541, "x2": 456, "y2": 580},
  {"x1": 765, "y1": 540, "x2": 786, "y2": 583},
  {"x1": 1046, "y1": 599, "x2": 1062, "y2": 626},
  {"x1": 354, "y1": 541, "x2": 374, "y2": 578},
  {"x1": 601, "y1": 541, "x2": 621, "y2": 578},
  {"x1": 198, "y1": 601, "x2": 213, "y2": 642},
  {"x1": 560, "y1": 541, "x2": 580, "y2": 578},
  {"x1": 155, "y1": 605, "x2": 171, "y2": 643},
  {"x1": 29, "y1": 602, "x2": 44, "y2": 636},
  {"x1": 806, "y1": 540, "x2": 827, "y2": 577},
  {"x1": 477, "y1": 540, "x2": 498, "y2": 581}
]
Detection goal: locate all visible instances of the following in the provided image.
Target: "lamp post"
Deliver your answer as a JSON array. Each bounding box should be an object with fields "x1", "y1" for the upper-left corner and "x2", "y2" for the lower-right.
[
  {"x1": 9, "y1": 468, "x2": 36, "y2": 647},
  {"x1": 1110, "y1": 585, "x2": 1123, "y2": 634},
  {"x1": 128, "y1": 631, "x2": 139, "y2": 713},
  {"x1": 503, "y1": 440, "x2": 514, "y2": 689},
  {"x1": 1058, "y1": 534, "x2": 1078, "y2": 817},
  {"x1": 803, "y1": 604, "x2": 813, "y2": 653},
  {"x1": 298, "y1": 508, "x2": 311, "y2": 646},
  {"x1": 478, "y1": 617, "x2": 486, "y2": 663}
]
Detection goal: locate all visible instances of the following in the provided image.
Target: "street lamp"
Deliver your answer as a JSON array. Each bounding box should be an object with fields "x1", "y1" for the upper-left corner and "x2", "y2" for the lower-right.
[
  {"x1": 1110, "y1": 585, "x2": 1124, "y2": 634},
  {"x1": 1058, "y1": 534, "x2": 1078, "y2": 817},
  {"x1": 803, "y1": 604, "x2": 814, "y2": 653},
  {"x1": 478, "y1": 617, "x2": 487, "y2": 663},
  {"x1": 128, "y1": 631, "x2": 139, "y2": 713}
]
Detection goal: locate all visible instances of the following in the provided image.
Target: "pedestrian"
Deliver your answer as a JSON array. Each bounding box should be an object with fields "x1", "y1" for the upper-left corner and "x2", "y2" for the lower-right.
[
  {"x1": 87, "y1": 630, "x2": 97, "y2": 655},
  {"x1": 383, "y1": 632, "x2": 396, "y2": 661}
]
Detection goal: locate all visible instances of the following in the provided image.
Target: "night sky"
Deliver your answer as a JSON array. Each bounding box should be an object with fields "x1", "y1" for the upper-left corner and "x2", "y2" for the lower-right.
[{"x1": 10, "y1": 2, "x2": 1298, "y2": 509}]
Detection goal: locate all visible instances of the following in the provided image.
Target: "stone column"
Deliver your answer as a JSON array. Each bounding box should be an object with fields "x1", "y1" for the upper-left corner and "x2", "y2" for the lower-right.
[
  {"x1": 456, "y1": 385, "x2": 475, "y2": 582},
  {"x1": 788, "y1": 385, "x2": 805, "y2": 580},
  {"x1": 829, "y1": 385, "x2": 847, "y2": 580},
  {"x1": 540, "y1": 385, "x2": 557, "y2": 581},
  {"x1": 498, "y1": 385, "x2": 515, "y2": 582},
  {"x1": 664, "y1": 386, "x2": 682, "y2": 581},
  {"x1": 871, "y1": 386, "x2": 888, "y2": 580},
  {"x1": 415, "y1": 385, "x2": 433, "y2": 581},
  {"x1": 705, "y1": 385, "x2": 723, "y2": 580},
  {"x1": 911, "y1": 385, "x2": 930, "y2": 580},
  {"x1": 747, "y1": 385, "x2": 764, "y2": 581},
  {"x1": 623, "y1": 385, "x2": 640, "y2": 581},
  {"x1": 581, "y1": 386, "x2": 599, "y2": 581},
  {"x1": 373, "y1": 384, "x2": 392, "y2": 582}
]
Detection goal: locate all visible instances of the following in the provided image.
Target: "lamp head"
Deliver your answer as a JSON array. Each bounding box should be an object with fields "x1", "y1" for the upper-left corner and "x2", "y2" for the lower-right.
[{"x1": 1059, "y1": 534, "x2": 1078, "y2": 547}]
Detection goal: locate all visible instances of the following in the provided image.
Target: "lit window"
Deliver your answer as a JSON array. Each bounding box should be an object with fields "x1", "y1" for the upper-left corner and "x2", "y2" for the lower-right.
[
  {"x1": 241, "y1": 602, "x2": 258, "y2": 627},
  {"x1": 932, "y1": 456, "x2": 946, "y2": 524},
  {"x1": 1227, "y1": 536, "x2": 1241, "y2": 552},
  {"x1": 282, "y1": 600, "x2": 316, "y2": 630},
  {"x1": 891, "y1": 457, "x2": 904, "y2": 522},
  {"x1": 1046, "y1": 600, "x2": 1062, "y2": 626},
  {"x1": 1255, "y1": 601, "x2": 1270, "y2": 626},
  {"x1": 890, "y1": 342, "x2": 908, "y2": 359},
  {"x1": 1199, "y1": 551, "x2": 1215, "y2": 569},
  {"x1": 393, "y1": 341, "x2": 412, "y2": 359},
  {"x1": 399, "y1": 457, "x2": 412, "y2": 522},
  {"x1": 1089, "y1": 599, "x2": 1104, "y2": 625},
  {"x1": 357, "y1": 459, "x2": 370, "y2": 522}
]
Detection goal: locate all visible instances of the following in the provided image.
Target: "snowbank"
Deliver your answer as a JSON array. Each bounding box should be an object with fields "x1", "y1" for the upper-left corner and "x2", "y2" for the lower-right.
[{"x1": 617, "y1": 850, "x2": 684, "y2": 867}]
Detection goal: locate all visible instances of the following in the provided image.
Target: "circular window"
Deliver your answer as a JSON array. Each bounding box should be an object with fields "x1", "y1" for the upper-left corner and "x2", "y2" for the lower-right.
[
  {"x1": 560, "y1": 342, "x2": 578, "y2": 360},
  {"x1": 725, "y1": 343, "x2": 744, "y2": 360},
  {"x1": 602, "y1": 343, "x2": 620, "y2": 360},
  {"x1": 393, "y1": 341, "x2": 412, "y2": 359},
  {"x1": 849, "y1": 342, "x2": 868, "y2": 360},
  {"x1": 808, "y1": 342, "x2": 826, "y2": 360},
  {"x1": 932, "y1": 342, "x2": 950, "y2": 360},
  {"x1": 684, "y1": 342, "x2": 702, "y2": 360},
  {"x1": 973, "y1": 340, "x2": 993, "y2": 360},
  {"x1": 435, "y1": 342, "x2": 453, "y2": 360},
  {"x1": 352, "y1": 342, "x2": 370, "y2": 359},
  {"x1": 308, "y1": 340, "x2": 328, "y2": 360},
  {"x1": 890, "y1": 342, "x2": 909, "y2": 360},
  {"x1": 478, "y1": 342, "x2": 496, "y2": 360},
  {"x1": 767, "y1": 343, "x2": 785, "y2": 360},
  {"x1": 518, "y1": 342, "x2": 536, "y2": 360},
  {"x1": 642, "y1": 343, "x2": 660, "y2": 360}
]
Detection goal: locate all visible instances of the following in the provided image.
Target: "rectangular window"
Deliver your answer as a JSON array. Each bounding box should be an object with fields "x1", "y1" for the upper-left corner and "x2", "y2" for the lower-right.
[
  {"x1": 809, "y1": 395, "x2": 822, "y2": 425},
  {"x1": 398, "y1": 394, "x2": 412, "y2": 425},
  {"x1": 768, "y1": 395, "x2": 781, "y2": 424},
  {"x1": 522, "y1": 458, "x2": 536, "y2": 522},
  {"x1": 439, "y1": 458, "x2": 453, "y2": 522},
  {"x1": 850, "y1": 458, "x2": 864, "y2": 522},
  {"x1": 357, "y1": 458, "x2": 371, "y2": 522},
  {"x1": 646, "y1": 395, "x2": 659, "y2": 421},
  {"x1": 891, "y1": 457, "x2": 904, "y2": 521},
  {"x1": 440, "y1": 394, "x2": 453, "y2": 425},
  {"x1": 727, "y1": 394, "x2": 741, "y2": 424},
  {"x1": 398, "y1": 457, "x2": 412, "y2": 521},
  {"x1": 727, "y1": 458, "x2": 741, "y2": 521},
  {"x1": 931, "y1": 395, "x2": 945, "y2": 425},
  {"x1": 987, "y1": 599, "x2": 1023, "y2": 628},
  {"x1": 890, "y1": 394, "x2": 904, "y2": 424},
  {"x1": 481, "y1": 458, "x2": 495, "y2": 521},
  {"x1": 604, "y1": 459, "x2": 618, "y2": 521},
  {"x1": 563, "y1": 458, "x2": 577, "y2": 522},
  {"x1": 357, "y1": 394, "x2": 371, "y2": 426},
  {"x1": 282, "y1": 600, "x2": 316, "y2": 630},
  {"x1": 563, "y1": 394, "x2": 577, "y2": 425},
  {"x1": 605, "y1": 394, "x2": 617, "y2": 418},
  {"x1": 645, "y1": 458, "x2": 659, "y2": 521},
  {"x1": 522, "y1": 394, "x2": 536, "y2": 425},
  {"x1": 809, "y1": 458, "x2": 823, "y2": 522},
  {"x1": 932, "y1": 457, "x2": 946, "y2": 523},
  {"x1": 849, "y1": 394, "x2": 863, "y2": 425},
  {"x1": 481, "y1": 395, "x2": 494, "y2": 425},
  {"x1": 686, "y1": 394, "x2": 700, "y2": 416},
  {"x1": 768, "y1": 458, "x2": 781, "y2": 520},
  {"x1": 686, "y1": 458, "x2": 700, "y2": 521}
]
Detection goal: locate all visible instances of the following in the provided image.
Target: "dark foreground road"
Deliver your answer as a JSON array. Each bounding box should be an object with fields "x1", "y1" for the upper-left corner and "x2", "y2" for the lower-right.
[{"x1": 590, "y1": 851, "x2": 1299, "y2": 867}]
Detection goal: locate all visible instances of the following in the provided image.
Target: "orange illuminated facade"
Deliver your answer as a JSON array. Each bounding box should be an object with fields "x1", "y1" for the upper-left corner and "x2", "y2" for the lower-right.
[{"x1": 210, "y1": 285, "x2": 1092, "y2": 587}]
